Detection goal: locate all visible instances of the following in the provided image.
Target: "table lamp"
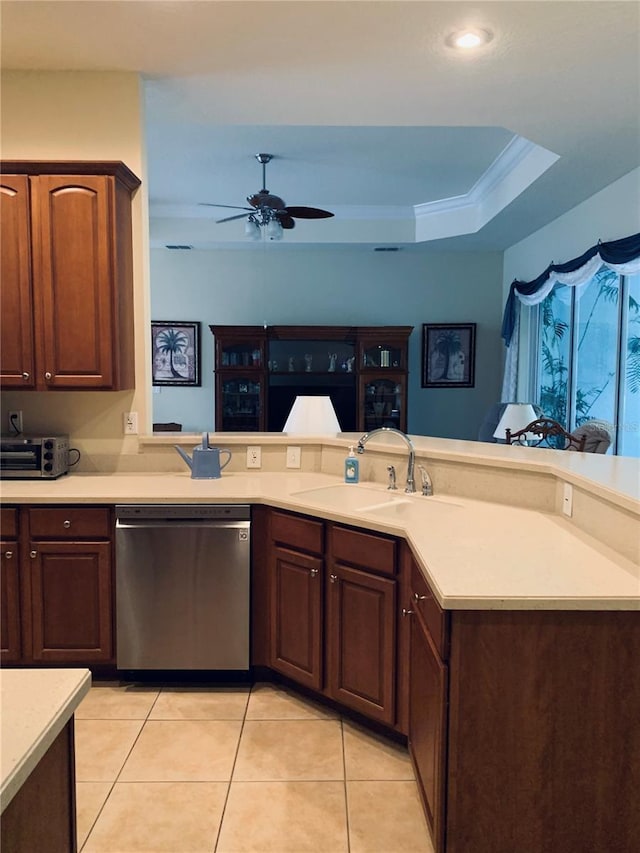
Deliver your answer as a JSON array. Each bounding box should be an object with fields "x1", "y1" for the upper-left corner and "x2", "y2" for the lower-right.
[
  {"x1": 493, "y1": 403, "x2": 538, "y2": 443},
  {"x1": 282, "y1": 396, "x2": 342, "y2": 435}
]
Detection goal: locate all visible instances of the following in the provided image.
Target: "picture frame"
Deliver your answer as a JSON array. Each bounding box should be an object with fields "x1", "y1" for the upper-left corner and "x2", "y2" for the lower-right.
[
  {"x1": 422, "y1": 323, "x2": 476, "y2": 388},
  {"x1": 151, "y1": 321, "x2": 201, "y2": 386}
]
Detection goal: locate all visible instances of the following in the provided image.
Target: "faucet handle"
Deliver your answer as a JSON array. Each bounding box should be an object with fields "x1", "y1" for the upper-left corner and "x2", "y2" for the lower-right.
[
  {"x1": 418, "y1": 465, "x2": 433, "y2": 496},
  {"x1": 387, "y1": 465, "x2": 397, "y2": 490}
]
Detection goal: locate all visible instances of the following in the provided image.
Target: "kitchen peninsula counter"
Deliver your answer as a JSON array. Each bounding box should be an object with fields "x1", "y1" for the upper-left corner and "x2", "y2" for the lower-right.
[{"x1": 2, "y1": 468, "x2": 638, "y2": 611}]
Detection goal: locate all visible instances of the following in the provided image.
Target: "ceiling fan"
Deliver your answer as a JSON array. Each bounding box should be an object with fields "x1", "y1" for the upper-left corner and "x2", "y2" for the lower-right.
[{"x1": 199, "y1": 153, "x2": 334, "y2": 236}]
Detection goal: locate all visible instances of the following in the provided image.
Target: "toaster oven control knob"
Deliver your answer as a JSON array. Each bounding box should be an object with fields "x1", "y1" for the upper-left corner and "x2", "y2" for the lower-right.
[
  {"x1": 44, "y1": 463, "x2": 53, "y2": 472},
  {"x1": 44, "y1": 440, "x2": 53, "y2": 450},
  {"x1": 44, "y1": 452, "x2": 53, "y2": 461}
]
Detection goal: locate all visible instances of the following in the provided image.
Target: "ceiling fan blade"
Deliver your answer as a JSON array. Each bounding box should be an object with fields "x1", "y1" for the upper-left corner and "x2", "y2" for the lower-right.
[
  {"x1": 275, "y1": 212, "x2": 296, "y2": 229},
  {"x1": 216, "y1": 213, "x2": 252, "y2": 224},
  {"x1": 199, "y1": 203, "x2": 254, "y2": 211},
  {"x1": 285, "y1": 206, "x2": 334, "y2": 219}
]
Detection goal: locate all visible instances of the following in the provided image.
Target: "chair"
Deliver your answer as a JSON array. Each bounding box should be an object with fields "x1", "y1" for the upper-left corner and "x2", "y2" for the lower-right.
[
  {"x1": 153, "y1": 422, "x2": 182, "y2": 432},
  {"x1": 571, "y1": 420, "x2": 613, "y2": 454},
  {"x1": 506, "y1": 417, "x2": 586, "y2": 451},
  {"x1": 478, "y1": 403, "x2": 543, "y2": 443}
]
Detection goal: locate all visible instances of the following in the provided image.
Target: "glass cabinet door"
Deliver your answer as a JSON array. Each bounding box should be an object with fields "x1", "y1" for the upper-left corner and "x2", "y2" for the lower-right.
[
  {"x1": 361, "y1": 343, "x2": 405, "y2": 371},
  {"x1": 219, "y1": 341, "x2": 263, "y2": 369},
  {"x1": 218, "y1": 375, "x2": 263, "y2": 431},
  {"x1": 360, "y1": 376, "x2": 406, "y2": 431}
]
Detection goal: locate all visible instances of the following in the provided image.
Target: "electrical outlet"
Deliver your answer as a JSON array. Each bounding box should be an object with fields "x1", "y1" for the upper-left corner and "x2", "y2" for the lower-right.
[
  {"x1": 286, "y1": 446, "x2": 301, "y2": 468},
  {"x1": 123, "y1": 412, "x2": 138, "y2": 435},
  {"x1": 8, "y1": 410, "x2": 23, "y2": 434},
  {"x1": 562, "y1": 482, "x2": 573, "y2": 517},
  {"x1": 246, "y1": 446, "x2": 262, "y2": 468}
]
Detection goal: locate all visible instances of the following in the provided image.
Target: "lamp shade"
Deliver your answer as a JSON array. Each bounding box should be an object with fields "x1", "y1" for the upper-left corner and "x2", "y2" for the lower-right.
[
  {"x1": 282, "y1": 396, "x2": 342, "y2": 435},
  {"x1": 493, "y1": 403, "x2": 538, "y2": 441}
]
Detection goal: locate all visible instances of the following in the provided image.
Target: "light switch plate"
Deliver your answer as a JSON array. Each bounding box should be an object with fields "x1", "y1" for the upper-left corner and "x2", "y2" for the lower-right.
[
  {"x1": 247, "y1": 446, "x2": 262, "y2": 468},
  {"x1": 562, "y1": 482, "x2": 573, "y2": 517},
  {"x1": 286, "y1": 446, "x2": 301, "y2": 468}
]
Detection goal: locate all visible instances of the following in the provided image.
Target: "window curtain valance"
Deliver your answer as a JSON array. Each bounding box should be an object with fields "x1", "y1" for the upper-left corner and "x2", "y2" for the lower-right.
[
  {"x1": 499, "y1": 232, "x2": 640, "y2": 401},
  {"x1": 501, "y1": 232, "x2": 640, "y2": 347}
]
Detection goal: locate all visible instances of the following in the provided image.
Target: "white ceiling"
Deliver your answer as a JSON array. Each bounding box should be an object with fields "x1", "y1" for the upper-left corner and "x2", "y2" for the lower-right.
[{"x1": 2, "y1": 1, "x2": 639, "y2": 250}]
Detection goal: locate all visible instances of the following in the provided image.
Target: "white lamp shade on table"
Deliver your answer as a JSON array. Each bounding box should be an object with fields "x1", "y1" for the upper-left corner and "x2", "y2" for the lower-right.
[
  {"x1": 493, "y1": 403, "x2": 538, "y2": 441},
  {"x1": 282, "y1": 396, "x2": 342, "y2": 435}
]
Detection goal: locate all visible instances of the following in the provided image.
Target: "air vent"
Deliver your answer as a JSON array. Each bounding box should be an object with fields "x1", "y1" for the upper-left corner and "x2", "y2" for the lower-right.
[
  {"x1": 165, "y1": 245, "x2": 193, "y2": 250},
  {"x1": 374, "y1": 247, "x2": 400, "y2": 252}
]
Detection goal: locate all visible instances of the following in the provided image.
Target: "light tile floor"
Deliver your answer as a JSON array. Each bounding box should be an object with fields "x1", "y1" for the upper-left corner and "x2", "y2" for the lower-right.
[{"x1": 75, "y1": 682, "x2": 433, "y2": 853}]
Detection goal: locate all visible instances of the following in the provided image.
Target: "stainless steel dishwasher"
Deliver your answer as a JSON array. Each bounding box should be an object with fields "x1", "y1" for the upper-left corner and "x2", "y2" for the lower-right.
[{"x1": 115, "y1": 504, "x2": 250, "y2": 671}]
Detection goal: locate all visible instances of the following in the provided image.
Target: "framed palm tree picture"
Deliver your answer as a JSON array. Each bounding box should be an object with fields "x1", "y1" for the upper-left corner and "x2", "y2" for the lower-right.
[
  {"x1": 151, "y1": 321, "x2": 201, "y2": 386},
  {"x1": 422, "y1": 323, "x2": 476, "y2": 388}
]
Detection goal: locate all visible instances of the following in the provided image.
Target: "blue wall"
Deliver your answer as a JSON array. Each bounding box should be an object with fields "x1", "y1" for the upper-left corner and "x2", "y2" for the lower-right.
[{"x1": 150, "y1": 246, "x2": 504, "y2": 439}]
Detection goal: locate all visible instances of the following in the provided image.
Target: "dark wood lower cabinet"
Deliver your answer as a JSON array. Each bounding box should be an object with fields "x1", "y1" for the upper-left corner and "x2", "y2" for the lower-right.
[
  {"x1": 1, "y1": 505, "x2": 115, "y2": 666},
  {"x1": 1, "y1": 719, "x2": 77, "y2": 853},
  {"x1": 30, "y1": 541, "x2": 113, "y2": 662},
  {"x1": 409, "y1": 608, "x2": 447, "y2": 851},
  {"x1": 1, "y1": 537, "x2": 22, "y2": 662},
  {"x1": 327, "y1": 562, "x2": 396, "y2": 725},
  {"x1": 270, "y1": 544, "x2": 323, "y2": 690}
]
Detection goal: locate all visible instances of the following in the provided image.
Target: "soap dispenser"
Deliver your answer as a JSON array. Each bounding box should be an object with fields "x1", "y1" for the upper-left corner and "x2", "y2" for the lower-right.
[{"x1": 345, "y1": 445, "x2": 359, "y2": 483}]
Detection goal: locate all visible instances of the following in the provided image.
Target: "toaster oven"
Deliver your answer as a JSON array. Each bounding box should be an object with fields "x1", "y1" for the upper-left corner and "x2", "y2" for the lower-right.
[{"x1": 0, "y1": 436, "x2": 70, "y2": 479}]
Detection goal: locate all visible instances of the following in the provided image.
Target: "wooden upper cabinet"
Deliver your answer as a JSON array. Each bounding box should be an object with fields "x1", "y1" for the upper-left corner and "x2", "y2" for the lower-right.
[
  {"x1": 0, "y1": 162, "x2": 140, "y2": 391},
  {"x1": 0, "y1": 175, "x2": 36, "y2": 388}
]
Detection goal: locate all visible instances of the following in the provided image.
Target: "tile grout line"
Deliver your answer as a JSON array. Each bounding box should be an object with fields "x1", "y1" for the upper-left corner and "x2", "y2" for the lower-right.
[
  {"x1": 340, "y1": 716, "x2": 352, "y2": 853},
  {"x1": 78, "y1": 685, "x2": 163, "y2": 851},
  {"x1": 211, "y1": 685, "x2": 252, "y2": 852}
]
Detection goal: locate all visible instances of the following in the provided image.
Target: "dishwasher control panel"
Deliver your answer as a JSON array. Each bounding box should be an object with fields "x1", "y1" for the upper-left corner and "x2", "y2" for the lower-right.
[{"x1": 115, "y1": 504, "x2": 250, "y2": 521}]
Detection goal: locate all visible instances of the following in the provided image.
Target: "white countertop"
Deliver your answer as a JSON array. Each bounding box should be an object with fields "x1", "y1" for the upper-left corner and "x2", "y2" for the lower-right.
[
  {"x1": 1, "y1": 471, "x2": 638, "y2": 610},
  {"x1": 0, "y1": 668, "x2": 91, "y2": 812}
]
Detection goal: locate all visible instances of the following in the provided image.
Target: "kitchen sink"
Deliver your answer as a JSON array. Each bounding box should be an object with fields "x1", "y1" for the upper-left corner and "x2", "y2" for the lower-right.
[
  {"x1": 362, "y1": 495, "x2": 462, "y2": 519},
  {"x1": 291, "y1": 483, "x2": 408, "y2": 511}
]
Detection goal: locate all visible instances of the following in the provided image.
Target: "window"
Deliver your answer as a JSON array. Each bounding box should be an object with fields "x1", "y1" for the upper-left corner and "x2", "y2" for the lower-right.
[{"x1": 534, "y1": 266, "x2": 640, "y2": 456}]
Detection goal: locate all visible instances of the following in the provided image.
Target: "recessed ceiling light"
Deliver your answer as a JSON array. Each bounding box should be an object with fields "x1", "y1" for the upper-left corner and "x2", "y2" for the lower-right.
[{"x1": 447, "y1": 28, "x2": 493, "y2": 50}]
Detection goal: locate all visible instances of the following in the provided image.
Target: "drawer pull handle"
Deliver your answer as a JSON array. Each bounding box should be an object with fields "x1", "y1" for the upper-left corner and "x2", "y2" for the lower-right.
[
  {"x1": 22, "y1": 372, "x2": 30, "y2": 380},
  {"x1": 45, "y1": 371, "x2": 52, "y2": 380},
  {"x1": 402, "y1": 608, "x2": 414, "y2": 617},
  {"x1": 310, "y1": 568, "x2": 319, "y2": 577},
  {"x1": 413, "y1": 592, "x2": 427, "y2": 602},
  {"x1": 4, "y1": 550, "x2": 13, "y2": 559},
  {"x1": 30, "y1": 550, "x2": 37, "y2": 559},
  {"x1": 63, "y1": 520, "x2": 71, "y2": 528},
  {"x1": 329, "y1": 574, "x2": 337, "y2": 584}
]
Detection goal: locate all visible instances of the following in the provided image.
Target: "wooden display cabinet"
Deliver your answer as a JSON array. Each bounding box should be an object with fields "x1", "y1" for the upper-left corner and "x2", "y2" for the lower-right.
[{"x1": 211, "y1": 325, "x2": 412, "y2": 433}]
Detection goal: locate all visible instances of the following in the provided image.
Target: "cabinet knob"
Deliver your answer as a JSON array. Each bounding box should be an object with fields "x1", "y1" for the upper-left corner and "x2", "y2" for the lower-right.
[
  {"x1": 22, "y1": 372, "x2": 30, "y2": 380},
  {"x1": 30, "y1": 550, "x2": 37, "y2": 559},
  {"x1": 401, "y1": 608, "x2": 414, "y2": 617},
  {"x1": 45, "y1": 371, "x2": 52, "y2": 380},
  {"x1": 310, "y1": 568, "x2": 319, "y2": 577},
  {"x1": 63, "y1": 520, "x2": 71, "y2": 528},
  {"x1": 4, "y1": 550, "x2": 13, "y2": 559},
  {"x1": 412, "y1": 592, "x2": 427, "y2": 602},
  {"x1": 329, "y1": 574, "x2": 338, "y2": 583}
]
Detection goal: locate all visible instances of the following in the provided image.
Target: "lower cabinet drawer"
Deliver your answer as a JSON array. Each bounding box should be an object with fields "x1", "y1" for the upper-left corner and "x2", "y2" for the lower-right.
[
  {"x1": 28, "y1": 507, "x2": 111, "y2": 540},
  {"x1": 270, "y1": 510, "x2": 323, "y2": 555},
  {"x1": 1, "y1": 508, "x2": 18, "y2": 539},
  {"x1": 330, "y1": 524, "x2": 396, "y2": 577}
]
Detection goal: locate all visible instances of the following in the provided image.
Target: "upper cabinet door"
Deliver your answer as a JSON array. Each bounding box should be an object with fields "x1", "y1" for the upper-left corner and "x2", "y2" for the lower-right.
[
  {"x1": 33, "y1": 175, "x2": 116, "y2": 389},
  {"x1": 0, "y1": 176, "x2": 36, "y2": 388}
]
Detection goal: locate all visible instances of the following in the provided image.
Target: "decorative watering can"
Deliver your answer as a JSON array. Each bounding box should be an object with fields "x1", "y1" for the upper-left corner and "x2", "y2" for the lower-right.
[{"x1": 175, "y1": 433, "x2": 232, "y2": 479}]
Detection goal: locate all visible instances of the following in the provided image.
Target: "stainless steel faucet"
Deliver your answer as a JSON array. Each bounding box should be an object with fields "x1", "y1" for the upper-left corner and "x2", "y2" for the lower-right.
[
  {"x1": 418, "y1": 464, "x2": 434, "y2": 496},
  {"x1": 357, "y1": 427, "x2": 416, "y2": 493}
]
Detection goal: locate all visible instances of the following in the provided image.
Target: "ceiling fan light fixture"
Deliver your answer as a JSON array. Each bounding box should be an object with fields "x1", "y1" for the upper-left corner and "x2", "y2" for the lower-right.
[
  {"x1": 266, "y1": 217, "x2": 283, "y2": 240},
  {"x1": 245, "y1": 217, "x2": 261, "y2": 240}
]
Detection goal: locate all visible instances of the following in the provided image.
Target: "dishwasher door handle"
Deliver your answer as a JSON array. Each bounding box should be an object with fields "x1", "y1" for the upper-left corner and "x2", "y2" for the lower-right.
[{"x1": 116, "y1": 519, "x2": 248, "y2": 530}]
